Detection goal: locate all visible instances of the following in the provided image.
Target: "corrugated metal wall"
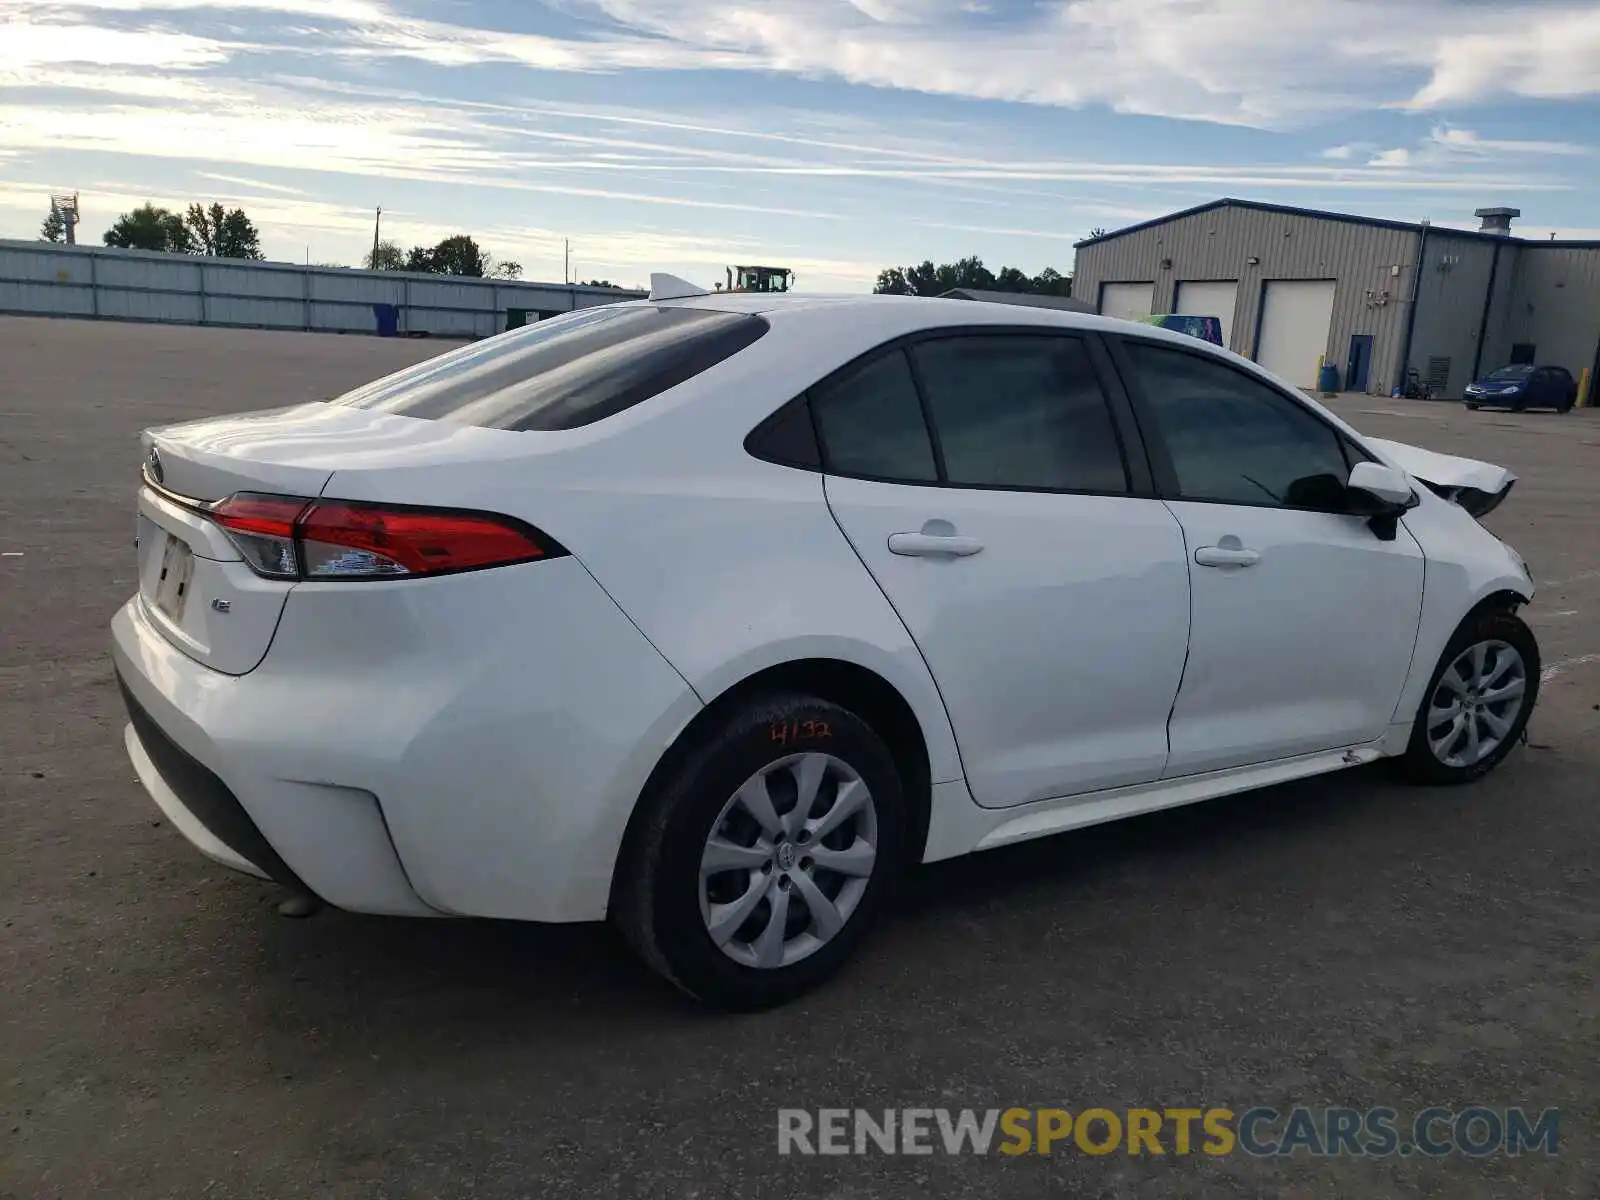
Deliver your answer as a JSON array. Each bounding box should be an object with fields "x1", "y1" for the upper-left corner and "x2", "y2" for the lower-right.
[
  {"x1": 0, "y1": 240, "x2": 645, "y2": 337},
  {"x1": 1473, "y1": 241, "x2": 1522, "y2": 380},
  {"x1": 1073, "y1": 205, "x2": 1417, "y2": 393},
  {"x1": 1505, "y1": 246, "x2": 1600, "y2": 380},
  {"x1": 1405, "y1": 231, "x2": 1499, "y2": 398}
]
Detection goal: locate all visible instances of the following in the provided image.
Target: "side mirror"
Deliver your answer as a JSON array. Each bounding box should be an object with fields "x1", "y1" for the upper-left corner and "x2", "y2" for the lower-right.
[
  {"x1": 1347, "y1": 461, "x2": 1413, "y2": 507},
  {"x1": 1347, "y1": 461, "x2": 1412, "y2": 541}
]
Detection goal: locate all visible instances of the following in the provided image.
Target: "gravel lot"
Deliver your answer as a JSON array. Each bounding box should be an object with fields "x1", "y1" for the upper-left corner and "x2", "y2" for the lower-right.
[{"x1": 3, "y1": 315, "x2": 1597, "y2": 1199}]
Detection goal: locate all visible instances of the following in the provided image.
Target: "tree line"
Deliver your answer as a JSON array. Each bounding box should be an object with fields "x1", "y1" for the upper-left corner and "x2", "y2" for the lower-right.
[
  {"x1": 363, "y1": 236, "x2": 521, "y2": 279},
  {"x1": 41, "y1": 198, "x2": 534, "y2": 281},
  {"x1": 40, "y1": 200, "x2": 269, "y2": 260},
  {"x1": 874, "y1": 255, "x2": 1072, "y2": 298}
]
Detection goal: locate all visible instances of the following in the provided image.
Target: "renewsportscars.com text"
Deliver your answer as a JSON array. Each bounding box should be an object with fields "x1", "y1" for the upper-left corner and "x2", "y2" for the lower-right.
[{"x1": 777, "y1": 1106, "x2": 1559, "y2": 1158}]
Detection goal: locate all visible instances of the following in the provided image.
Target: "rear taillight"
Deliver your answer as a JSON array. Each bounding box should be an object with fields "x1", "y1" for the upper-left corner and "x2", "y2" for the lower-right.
[
  {"x1": 209, "y1": 494, "x2": 308, "y2": 579},
  {"x1": 204, "y1": 493, "x2": 564, "y2": 581}
]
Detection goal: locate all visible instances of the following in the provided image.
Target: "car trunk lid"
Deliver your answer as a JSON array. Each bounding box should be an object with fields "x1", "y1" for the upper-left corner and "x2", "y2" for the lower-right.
[{"x1": 136, "y1": 402, "x2": 514, "y2": 674}]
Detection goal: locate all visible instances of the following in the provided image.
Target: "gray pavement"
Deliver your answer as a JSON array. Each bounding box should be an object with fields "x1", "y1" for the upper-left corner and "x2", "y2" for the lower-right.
[{"x1": 2, "y1": 317, "x2": 1597, "y2": 1198}]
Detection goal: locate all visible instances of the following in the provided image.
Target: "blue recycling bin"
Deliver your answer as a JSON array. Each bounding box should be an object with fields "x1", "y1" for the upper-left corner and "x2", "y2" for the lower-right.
[
  {"x1": 372, "y1": 303, "x2": 399, "y2": 337},
  {"x1": 1318, "y1": 361, "x2": 1340, "y2": 395}
]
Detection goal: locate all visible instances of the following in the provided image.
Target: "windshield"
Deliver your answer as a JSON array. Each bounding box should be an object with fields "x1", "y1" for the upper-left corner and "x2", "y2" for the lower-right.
[{"x1": 1486, "y1": 365, "x2": 1534, "y2": 381}]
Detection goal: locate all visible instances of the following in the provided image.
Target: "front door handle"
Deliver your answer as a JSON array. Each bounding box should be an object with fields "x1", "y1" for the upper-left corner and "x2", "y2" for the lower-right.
[
  {"x1": 1194, "y1": 544, "x2": 1261, "y2": 568},
  {"x1": 888, "y1": 532, "x2": 984, "y2": 558}
]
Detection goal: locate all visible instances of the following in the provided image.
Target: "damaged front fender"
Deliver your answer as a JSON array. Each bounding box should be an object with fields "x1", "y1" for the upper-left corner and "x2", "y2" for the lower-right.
[{"x1": 1364, "y1": 437, "x2": 1517, "y2": 518}]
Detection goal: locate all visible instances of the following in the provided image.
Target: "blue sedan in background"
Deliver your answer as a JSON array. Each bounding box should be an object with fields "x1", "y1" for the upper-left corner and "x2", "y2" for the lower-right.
[{"x1": 1465, "y1": 364, "x2": 1578, "y2": 412}]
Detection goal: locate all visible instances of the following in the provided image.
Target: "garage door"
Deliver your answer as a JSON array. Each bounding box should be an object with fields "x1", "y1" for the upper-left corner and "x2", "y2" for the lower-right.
[
  {"x1": 1255, "y1": 280, "x2": 1336, "y2": 388},
  {"x1": 1100, "y1": 282, "x2": 1154, "y2": 322},
  {"x1": 1175, "y1": 280, "x2": 1238, "y2": 350}
]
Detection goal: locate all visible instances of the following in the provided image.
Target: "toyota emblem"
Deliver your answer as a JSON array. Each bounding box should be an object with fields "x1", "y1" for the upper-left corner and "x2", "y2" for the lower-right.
[{"x1": 146, "y1": 445, "x2": 164, "y2": 484}]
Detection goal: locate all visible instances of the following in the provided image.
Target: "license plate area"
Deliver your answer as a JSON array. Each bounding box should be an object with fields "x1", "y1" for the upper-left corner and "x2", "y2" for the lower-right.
[{"x1": 153, "y1": 535, "x2": 195, "y2": 622}]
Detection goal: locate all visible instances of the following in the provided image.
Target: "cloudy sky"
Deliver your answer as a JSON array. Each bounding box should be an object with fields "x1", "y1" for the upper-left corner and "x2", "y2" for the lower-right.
[{"x1": 3, "y1": 0, "x2": 1598, "y2": 289}]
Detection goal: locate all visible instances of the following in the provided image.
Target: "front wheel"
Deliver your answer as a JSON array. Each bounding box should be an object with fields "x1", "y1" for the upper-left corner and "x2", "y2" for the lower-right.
[
  {"x1": 614, "y1": 693, "x2": 906, "y2": 1009},
  {"x1": 1395, "y1": 607, "x2": 1540, "y2": 784}
]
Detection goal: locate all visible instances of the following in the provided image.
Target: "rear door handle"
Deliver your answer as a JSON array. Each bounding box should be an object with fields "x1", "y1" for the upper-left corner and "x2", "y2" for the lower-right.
[
  {"x1": 1194, "y1": 545, "x2": 1261, "y2": 568},
  {"x1": 888, "y1": 532, "x2": 984, "y2": 558}
]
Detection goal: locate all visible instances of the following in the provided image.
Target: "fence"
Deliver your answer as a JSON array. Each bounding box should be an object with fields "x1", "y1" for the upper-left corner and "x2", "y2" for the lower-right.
[{"x1": 0, "y1": 240, "x2": 645, "y2": 338}]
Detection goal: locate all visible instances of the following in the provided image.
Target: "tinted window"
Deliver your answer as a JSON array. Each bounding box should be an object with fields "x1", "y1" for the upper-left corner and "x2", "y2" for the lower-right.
[
  {"x1": 745, "y1": 399, "x2": 821, "y2": 469},
  {"x1": 328, "y1": 305, "x2": 768, "y2": 431},
  {"x1": 1125, "y1": 342, "x2": 1351, "y2": 509},
  {"x1": 1488, "y1": 365, "x2": 1535, "y2": 381},
  {"x1": 811, "y1": 350, "x2": 938, "y2": 482},
  {"x1": 910, "y1": 335, "x2": 1128, "y2": 493}
]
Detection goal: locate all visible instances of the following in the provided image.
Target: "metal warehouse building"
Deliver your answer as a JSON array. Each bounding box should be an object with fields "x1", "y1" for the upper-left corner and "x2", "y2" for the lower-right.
[{"x1": 1072, "y1": 199, "x2": 1600, "y2": 397}]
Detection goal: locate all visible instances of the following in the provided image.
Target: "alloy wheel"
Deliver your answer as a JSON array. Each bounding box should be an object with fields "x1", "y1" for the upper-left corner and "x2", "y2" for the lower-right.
[{"x1": 1426, "y1": 639, "x2": 1528, "y2": 768}]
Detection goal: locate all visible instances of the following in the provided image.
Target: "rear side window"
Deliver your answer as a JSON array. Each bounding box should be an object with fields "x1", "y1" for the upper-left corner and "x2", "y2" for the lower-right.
[
  {"x1": 328, "y1": 305, "x2": 768, "y2": 431},
  {"x1": 810, "y1": 349, "x2": 938, "y2": 483},
  {"x1": 909, "y1": 335, "x2": 1129, "y2": 493}
]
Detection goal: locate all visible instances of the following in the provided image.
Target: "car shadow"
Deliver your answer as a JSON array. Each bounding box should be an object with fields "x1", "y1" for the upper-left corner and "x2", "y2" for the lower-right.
[
  {"x1": 893, "y1": 763, "x2": 1399, "y2": 917},
  {"x1": 218, "y1": 762, "x2": 1412, "y2": 1036}
]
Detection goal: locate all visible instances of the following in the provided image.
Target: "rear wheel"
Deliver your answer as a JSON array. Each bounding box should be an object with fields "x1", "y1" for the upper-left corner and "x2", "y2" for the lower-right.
[
  {"x1": 614, "y1": 692, "x2": 906, "y2": 1009},
  {"x1": 1395, "y1": 607, "x2": 1539, "y2": 784}
]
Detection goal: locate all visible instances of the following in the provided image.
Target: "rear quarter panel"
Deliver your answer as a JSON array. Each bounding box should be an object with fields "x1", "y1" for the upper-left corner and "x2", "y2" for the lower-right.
[{"x1": 318, "y1": 304, "x2": 972, "y2": 790}]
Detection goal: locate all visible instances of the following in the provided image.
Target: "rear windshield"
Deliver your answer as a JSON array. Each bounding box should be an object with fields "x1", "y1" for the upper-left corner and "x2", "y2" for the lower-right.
[
  {"x1": 1487, "y1": 365, "x2": 1534, "y2": 380},
  {"x1": 328, "y1": 305, "x2": 768, "y2": 431}
]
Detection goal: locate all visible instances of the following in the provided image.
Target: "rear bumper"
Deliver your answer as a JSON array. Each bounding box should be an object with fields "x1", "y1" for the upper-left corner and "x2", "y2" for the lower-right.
[
  {"x1": 114, "y1": 601, "x2": 441, "y2": 916},
  {"x1": 120, "y1": 673, "x2": 294, "y2": 887},
  {"x1": 110, "y1": 555, "x2": 702, "y2": 922}
]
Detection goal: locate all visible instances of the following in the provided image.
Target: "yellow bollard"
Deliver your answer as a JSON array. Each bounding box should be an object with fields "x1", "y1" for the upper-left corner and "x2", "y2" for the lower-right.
[{"x1": 1578, "y1": 366, "x2": 1592, "y2": 409}]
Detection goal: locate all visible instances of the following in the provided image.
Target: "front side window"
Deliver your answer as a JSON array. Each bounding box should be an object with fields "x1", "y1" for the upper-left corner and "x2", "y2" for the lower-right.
[
  {"x1": 1124, "y1": 341, "x2": 1352, "y2": 509},
  {"x1": 809, "y1": 349, "x2": 938, "y2": 483},
  {"x1": 909, "y1": 335, "x2": 1128, "y2": 493},
  {"x1": 329, "y1": 305, "x2": 768, "y2": 431}
]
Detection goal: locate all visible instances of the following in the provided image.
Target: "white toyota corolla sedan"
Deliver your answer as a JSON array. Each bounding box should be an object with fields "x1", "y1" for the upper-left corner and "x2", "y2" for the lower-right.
[{"x1": 113, "y1": 278, "x2": 1539, "y2": 1008}]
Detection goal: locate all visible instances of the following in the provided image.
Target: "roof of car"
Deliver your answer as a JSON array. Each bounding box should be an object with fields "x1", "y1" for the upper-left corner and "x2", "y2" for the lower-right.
[
  {"x1": 656, "y1": 291, "x2": 1245, "y2": 363},
  {"x1": 939, "y1": 288, "x2": 1094, "y2": 312}
]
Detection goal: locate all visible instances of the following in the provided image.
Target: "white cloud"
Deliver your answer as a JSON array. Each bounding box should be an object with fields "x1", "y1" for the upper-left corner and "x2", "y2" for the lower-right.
[
  {"x1": 0, "y1": 19, "x2": 229, "y2": 69},
  {"x1": 195, "y1": 171, "x2": 309, "y2": 196},
  {"x1": 4, "y1": 0, "x2": 1599, "y2": 128},
  {"x1": 1321, "y1": 144, "x2": 1358, "y2": 160},
  {"x1": 555, "y1": 0, "x2": 1600, "y2": 125},
  {"x1": 1410, "y1": 9, "x2": 1600, "y2": 107},
  {"x1": 1, "y1": 0, "x2": 386, "y2": 18},
  {"x1": 1369, "y1": 125, "x2": 1592, "y2": 168},
  {"x1": 1426, "y1": 126, "x2": 1590, "y2": 158}
]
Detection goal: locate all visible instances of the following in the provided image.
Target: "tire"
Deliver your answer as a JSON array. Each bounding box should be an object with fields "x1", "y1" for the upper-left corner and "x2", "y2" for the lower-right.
[
  {"x1": 1464, "y1": 402, "x2": 1479, "y2": 411},
  {"x1": 1394, "y1": 607, "x2": 1540, "y2": 785},
  {"x1": 614, "y1": 692, "x2": 907, "y2": 1010}
]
